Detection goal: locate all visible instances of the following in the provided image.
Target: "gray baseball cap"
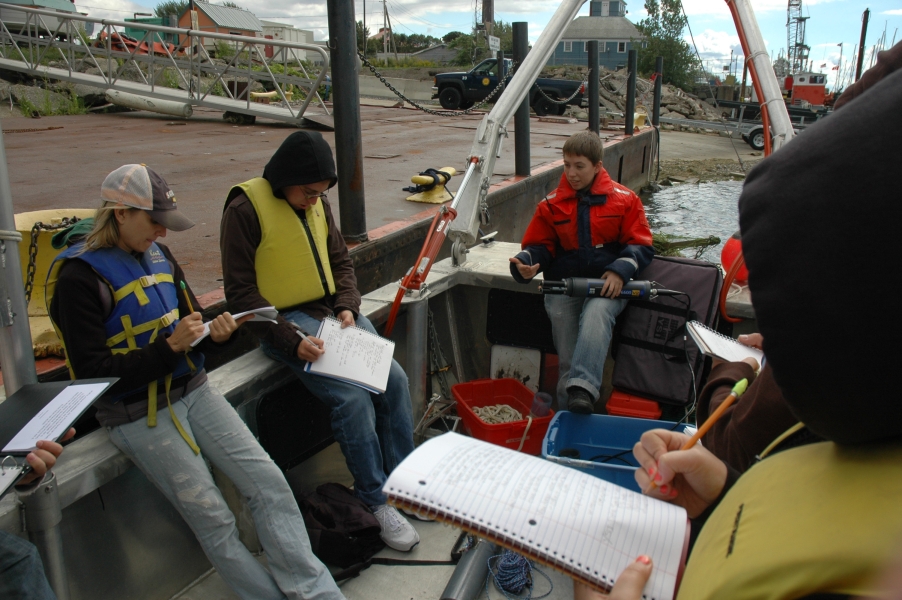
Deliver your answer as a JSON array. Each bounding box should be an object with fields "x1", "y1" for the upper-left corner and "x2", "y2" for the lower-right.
[{"x1": 101, "y1": 164, "x2": 195, "y2": 232}]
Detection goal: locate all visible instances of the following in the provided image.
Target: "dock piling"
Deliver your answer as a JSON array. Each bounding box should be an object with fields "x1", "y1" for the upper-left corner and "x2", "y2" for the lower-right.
[
  {"x1": 328, "y1": 0, "x2": 368, "y2": 242},
  {"x1": 588, "y1": 40, "x2": 599, "y2": 134},
  {"x1": 625, "y1": 49, "x2": 637, "y2": 135},
  {"x1": 652, "y1": 56, "x2": 663, "y2": 127},
  {"x1": 513, "y1": 22, "x2": 530, "y2": 177}
]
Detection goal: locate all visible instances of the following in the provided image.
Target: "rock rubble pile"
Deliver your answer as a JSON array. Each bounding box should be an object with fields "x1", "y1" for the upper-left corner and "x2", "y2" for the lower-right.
[{"x1": 542, "y1": 65, "x2": 724, "y2": 121}]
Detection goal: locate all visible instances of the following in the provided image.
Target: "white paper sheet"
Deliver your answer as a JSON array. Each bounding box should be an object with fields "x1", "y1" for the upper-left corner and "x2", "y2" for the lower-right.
[
  {"x1": 2, "y1": 383, "x2": 108, "y2": 453},
  {"x1": 0, "y1": 464, "x2": 25, "y2": 497}
]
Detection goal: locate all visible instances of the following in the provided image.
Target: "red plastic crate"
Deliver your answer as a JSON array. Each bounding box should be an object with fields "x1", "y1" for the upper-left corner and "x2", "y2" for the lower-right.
[
  {"x1": 452, "y1": 378, "x2": 555, "y2": 455},
  {"x1": 606, "y1": 389, "x2": 662, "y2": 420}
]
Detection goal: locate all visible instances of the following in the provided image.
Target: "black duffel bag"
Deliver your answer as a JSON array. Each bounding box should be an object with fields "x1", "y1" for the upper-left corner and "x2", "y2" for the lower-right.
[{"x1": 611, "y1": 255, "x2": 723, "y2": 406}]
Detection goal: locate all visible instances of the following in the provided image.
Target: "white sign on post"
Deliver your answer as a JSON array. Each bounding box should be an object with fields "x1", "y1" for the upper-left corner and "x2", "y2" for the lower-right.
[{"x1": 488, "y1": 35, "x2": 500, "y2": 52}]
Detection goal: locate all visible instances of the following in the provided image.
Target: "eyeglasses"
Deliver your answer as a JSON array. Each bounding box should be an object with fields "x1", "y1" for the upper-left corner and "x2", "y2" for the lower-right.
[{"x1": 303, "y1": 190, "x2": 328, "y2": 201}]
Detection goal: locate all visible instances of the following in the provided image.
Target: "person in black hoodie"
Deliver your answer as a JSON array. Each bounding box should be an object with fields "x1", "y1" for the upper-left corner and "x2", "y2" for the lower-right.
[
  {"x1": 622, "y1": 68, "x2": 902, "y2": 600},
  {"x1": 220, "y1": 131, "x2": 420, "y2": 552}
]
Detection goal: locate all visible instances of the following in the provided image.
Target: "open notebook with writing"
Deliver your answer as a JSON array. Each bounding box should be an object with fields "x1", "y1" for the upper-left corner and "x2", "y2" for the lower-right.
[
  {"x1": 384, "y1": 433, "x2": 689, "y2": 599},
  {"x1": 304, "y1": 316, "x2": 395, "y2": 393}
]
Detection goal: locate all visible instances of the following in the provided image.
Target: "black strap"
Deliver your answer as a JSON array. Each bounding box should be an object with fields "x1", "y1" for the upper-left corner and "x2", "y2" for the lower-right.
[
  {"x1": 617, "y1": 336, "x2": 689, "y2": 361},
  {"x1": 627, "y1": 299, "x2": 692, "y2": 319},
  {"x1": 370, "y1": 557, "x2": 459, "y2": 566},
  {"x1": 330, "y1": 556, "x2": 459, "y2": 582}
]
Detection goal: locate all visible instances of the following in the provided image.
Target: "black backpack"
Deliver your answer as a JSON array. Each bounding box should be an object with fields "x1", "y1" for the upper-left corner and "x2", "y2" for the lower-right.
[{"x1": 295, "y1": 483, "x2": 386, "y2": 570}]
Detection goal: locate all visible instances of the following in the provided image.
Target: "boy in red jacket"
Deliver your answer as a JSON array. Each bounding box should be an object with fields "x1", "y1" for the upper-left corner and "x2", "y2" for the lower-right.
[{"x1": 509, "y1": 131, "x2": 653, "y2": 413}]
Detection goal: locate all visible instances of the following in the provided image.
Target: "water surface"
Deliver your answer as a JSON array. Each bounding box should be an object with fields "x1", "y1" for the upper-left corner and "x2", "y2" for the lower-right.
[{"x1": 642, "y1": 180, "x2": 744, "y2": 263}]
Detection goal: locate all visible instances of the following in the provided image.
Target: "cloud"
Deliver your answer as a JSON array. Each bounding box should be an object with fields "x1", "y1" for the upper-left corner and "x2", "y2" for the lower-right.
[
  {"x1": 681, "y1": 0, "x2": 784, "y2": 18},
  {"x1": 883, "y1": 9, "x2": 902, "y2": 15},
  {"x1": 77, "y1": 0, "x2": 152, "y2": 21},
  {"x1": 686, "y1": 28, "x2": 742, "y2": 62}
]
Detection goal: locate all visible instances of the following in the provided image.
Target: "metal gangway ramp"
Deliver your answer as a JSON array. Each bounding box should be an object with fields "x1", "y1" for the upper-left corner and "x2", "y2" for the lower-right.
[{"x1": 0, "y1": 3, "x2": 331, "y2": 126}]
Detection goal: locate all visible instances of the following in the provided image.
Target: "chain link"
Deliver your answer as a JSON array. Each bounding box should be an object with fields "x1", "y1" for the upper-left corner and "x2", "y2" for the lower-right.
[
  {"x1": 25, "y1": 217, "x2": 82, "y2": 304},
  {"x1": 357, "y1": 52, "x2": 519, "y2": 117},
  {"x1": 531, "y1": 72, "x2": 590, "y2": 106}
]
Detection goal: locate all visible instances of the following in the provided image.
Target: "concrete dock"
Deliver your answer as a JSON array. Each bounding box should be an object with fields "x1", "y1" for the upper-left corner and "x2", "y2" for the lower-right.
[{"x1": 2, "y1": 101, "x2": 757, "y2": 296}]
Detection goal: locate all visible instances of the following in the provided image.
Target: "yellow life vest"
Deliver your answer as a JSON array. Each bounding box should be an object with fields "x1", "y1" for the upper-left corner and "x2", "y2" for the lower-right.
[
  {"x1": 677, "y1": 440, "x2": 902, "y2": 599},
  {"x1": 232, "y1": 178, "x2": 336, "y2": 310}
]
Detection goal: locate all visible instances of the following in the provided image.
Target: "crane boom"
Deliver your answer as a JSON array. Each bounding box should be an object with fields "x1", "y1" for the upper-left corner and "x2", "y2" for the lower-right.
[
  {"x1": 726, "y1": 0, "x2": 795, "y2": 154},
  {"x1": 447, "y1": 0, "x2": 589, "y2": 260}
]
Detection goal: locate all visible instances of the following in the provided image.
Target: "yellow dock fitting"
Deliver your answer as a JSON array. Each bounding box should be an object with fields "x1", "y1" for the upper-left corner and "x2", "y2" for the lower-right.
[
  {"x1": 250, "y1": 90, "x2": 294, "y2": 103},
  {"x1": 405, "y1": 167, "x2": 456, "y2": 204}
]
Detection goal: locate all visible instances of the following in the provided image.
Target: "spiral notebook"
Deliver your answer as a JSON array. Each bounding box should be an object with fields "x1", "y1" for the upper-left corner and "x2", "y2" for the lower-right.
[
  {"x1": 384, "y1": 433, "x2": 690, "y2": 599},
  {"x1": 190, "y1": 306, "x2": 279, "y2": 347},
  {"x1": 687, "y1": 321, "x2": 764, "y2": 365},
  {"x1": 303, "y1": 316, "x2": 395, "y2": 393}
]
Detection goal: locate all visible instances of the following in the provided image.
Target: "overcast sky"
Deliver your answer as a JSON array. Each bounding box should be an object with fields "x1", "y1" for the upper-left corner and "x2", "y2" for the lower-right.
[{"x1": 79, "y1": 0, "x2": 901, "y2": 90}]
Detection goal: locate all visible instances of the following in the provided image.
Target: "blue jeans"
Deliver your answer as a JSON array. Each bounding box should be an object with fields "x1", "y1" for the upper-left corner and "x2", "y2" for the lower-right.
[
  {"x1": 262, "y1": 312, "x2": 415, "y2": 507},
  {"x1": 0, "y1": 530, "x2": 56, "y2": 600},
  {"x1": 109, "y1": 381, "x2": 343, "y2": 600},
  {"x1": 544, "y1": 294, "x2": 628, "y2": 409}
]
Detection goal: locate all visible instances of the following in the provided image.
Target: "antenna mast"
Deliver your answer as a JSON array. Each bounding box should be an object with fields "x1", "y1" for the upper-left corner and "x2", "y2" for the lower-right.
[{"x1": 787, "y1": 0, "x2": 810, "y2": 74}]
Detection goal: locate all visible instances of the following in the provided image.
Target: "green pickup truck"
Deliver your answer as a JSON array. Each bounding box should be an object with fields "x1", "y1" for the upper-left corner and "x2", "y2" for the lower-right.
[{"x1": 432, "y1": 58, "x2": 586, "y2": 115}]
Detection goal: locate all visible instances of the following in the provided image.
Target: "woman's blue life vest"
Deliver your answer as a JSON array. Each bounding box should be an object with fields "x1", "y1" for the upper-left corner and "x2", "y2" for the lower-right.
[{"x1": 46, "y1": 242, "x2": 204, "y2": 452}]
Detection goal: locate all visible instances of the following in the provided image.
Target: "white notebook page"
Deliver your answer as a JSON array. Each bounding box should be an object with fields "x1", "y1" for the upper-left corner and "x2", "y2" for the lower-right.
[
  {"x1": 306, "y1": 317, "x2": 394, "y2": 392},
  {"x1": 384, "y1": 433, "x2": 687, "y2": 600},
  {"x1": 688, "y1": 321, "x2": 764, "y2": 365}
]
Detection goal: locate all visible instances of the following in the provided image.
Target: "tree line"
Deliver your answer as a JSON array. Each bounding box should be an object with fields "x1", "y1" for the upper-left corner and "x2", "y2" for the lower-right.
[{"x1": 158, "y1": 0, "x2": 704, "y2": 92}]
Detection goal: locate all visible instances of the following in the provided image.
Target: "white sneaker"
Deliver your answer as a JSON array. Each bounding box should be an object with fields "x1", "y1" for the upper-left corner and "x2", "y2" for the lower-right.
[{"x1": 372, "y1": 504, "x2": 420, "y2": 551}]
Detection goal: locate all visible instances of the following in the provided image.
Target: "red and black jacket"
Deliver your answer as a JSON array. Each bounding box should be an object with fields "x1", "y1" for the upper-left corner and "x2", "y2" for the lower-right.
[{"x1": 511, "y1": 168, "x2": 654, "y2": 283}]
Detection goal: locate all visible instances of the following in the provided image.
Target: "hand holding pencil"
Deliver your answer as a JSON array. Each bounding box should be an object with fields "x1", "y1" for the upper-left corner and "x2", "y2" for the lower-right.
[{"x1": 633, "y1": 379, "x2": 748, "y2": 518}]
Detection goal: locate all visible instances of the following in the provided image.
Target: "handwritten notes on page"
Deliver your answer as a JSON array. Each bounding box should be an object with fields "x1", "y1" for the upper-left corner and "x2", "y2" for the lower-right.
[
  {"x1": 304, "y1": 316, "x2": 395, "y2": 393},
  {"x1": 383, "y1": 433, "x2": 688, "y2": 600},
  {"x1": 2, "y1": 382, "x2": 108, "y2": 454}
]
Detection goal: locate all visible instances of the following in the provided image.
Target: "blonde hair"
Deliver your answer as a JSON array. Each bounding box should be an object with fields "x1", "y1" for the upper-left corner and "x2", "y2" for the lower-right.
[
  {"x1": 80, "y1": 203, "x2": 133, "y2": 253},
  {"x1": 562, "y1": 131, "x2": 604, "y2": 164}
]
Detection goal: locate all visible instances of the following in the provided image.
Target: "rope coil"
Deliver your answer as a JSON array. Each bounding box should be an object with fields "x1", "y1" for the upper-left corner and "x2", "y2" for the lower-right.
[
  {"x1": 485, "y1": 550, "x2": 553, "y2": 599},
  {"x1": 472, "y1": 404, "x2": 522, "y2": 424}
]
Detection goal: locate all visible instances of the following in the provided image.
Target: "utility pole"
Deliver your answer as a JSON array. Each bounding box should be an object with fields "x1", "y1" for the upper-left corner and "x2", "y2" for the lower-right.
[
  {"x1": 382, "y1": 0, "x2": 387, "y2": 57},
  {"x1": 855, "y1": 8, "x2": 870, "y2": 81},
  {"x1": 328, "y1": 0, "x2": 368, "y2": 242}
]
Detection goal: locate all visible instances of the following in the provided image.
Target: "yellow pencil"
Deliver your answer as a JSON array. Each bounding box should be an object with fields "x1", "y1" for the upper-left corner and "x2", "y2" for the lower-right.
[
  {"x1": 649, "y1": 378, "x2": 749, "y2": 490},
  {"x1": 179, "y1": 280, "x2": 196, "y2": 314}
]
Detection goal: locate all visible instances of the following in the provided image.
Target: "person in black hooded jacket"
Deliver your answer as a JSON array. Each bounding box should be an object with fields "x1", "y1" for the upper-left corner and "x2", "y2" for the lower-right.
[{"x1": 220, "y1": 131, "x2": 421, "y2": 553}]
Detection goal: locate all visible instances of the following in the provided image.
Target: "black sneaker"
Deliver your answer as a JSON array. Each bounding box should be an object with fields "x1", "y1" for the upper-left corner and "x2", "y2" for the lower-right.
[{"x1": 567, "y1": 388, "x2": 595, "y2": 414}]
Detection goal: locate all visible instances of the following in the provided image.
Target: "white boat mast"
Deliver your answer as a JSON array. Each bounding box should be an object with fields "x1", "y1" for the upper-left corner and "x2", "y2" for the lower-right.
[{"x1": 726, "y1": 0, "x2": 795, "y2": 153}]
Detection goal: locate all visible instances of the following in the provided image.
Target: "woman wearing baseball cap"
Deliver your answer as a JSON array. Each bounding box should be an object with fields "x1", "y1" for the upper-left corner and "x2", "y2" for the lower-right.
[{"x1": 46, "y1": 164, "x2": 345, "y2": 600}]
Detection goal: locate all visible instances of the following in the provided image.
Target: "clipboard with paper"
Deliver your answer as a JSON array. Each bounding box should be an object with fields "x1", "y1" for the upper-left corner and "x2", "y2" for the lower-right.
[{"x1": 0, "y1": 378, "x2": 116, "y2": 497}]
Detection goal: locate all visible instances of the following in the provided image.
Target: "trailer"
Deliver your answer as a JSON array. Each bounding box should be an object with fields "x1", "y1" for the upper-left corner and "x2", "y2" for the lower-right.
[{"x1": 658, "y1": 115, "x2": 808, "y2": 151}]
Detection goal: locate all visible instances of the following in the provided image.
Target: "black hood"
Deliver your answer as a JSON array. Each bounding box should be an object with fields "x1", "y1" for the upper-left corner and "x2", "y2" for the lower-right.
[
  {"x1": 263, "y1": 131, "x2": 337, "y2": 199},
  {"x1": 738, "y1": 68, "x2": 902, "y2": 446}
]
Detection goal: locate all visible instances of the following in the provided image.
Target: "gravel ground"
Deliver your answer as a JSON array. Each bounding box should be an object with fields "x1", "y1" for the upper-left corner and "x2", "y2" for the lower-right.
[{"x1": 658, "y1": 157, "x2": 763, "y2": 183}]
